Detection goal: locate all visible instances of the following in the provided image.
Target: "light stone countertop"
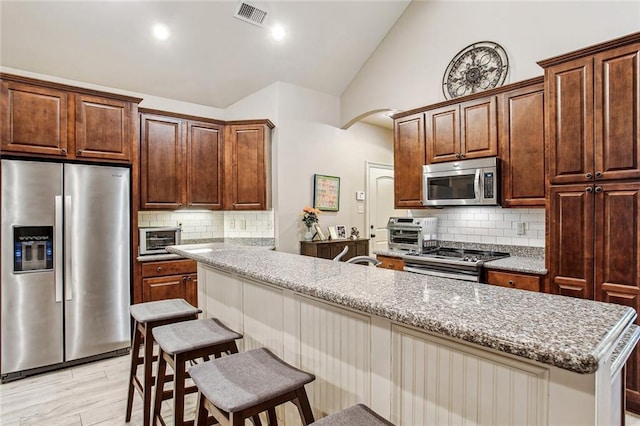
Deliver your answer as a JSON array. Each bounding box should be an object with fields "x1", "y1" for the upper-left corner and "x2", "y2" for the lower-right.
[{"x1": 168, "y1": 243, "x2": 635, "y2": 375}]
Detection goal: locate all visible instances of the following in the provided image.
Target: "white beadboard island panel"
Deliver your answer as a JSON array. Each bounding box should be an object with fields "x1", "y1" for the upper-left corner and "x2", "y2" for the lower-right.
[{"x1": 174, "y1": 243, "x2": 640, "y2": 425}]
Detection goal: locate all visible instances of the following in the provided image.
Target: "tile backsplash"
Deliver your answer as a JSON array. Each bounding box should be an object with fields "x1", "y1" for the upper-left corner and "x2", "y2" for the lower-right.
[
  {"x1": 138, "y1": 210, "x2": 274, "y2": 240},
  {"x1": 411, "y1": 207, "x2": 545, "y2": 248}
]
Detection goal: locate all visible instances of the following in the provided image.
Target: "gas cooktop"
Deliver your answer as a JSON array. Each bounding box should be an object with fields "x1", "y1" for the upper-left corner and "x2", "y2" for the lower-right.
[{"x1": 414, "y1": 247, "x2": 511, "y2": 263}]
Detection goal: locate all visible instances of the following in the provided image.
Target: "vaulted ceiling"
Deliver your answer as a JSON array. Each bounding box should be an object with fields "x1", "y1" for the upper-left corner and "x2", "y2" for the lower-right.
[{"x1": 1, "y1": 0, "x2": 410, "y2": 119}]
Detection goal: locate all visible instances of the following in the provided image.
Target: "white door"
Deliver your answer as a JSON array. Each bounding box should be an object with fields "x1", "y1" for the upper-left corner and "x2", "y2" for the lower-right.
[{"x1": 366, "y1": 162, "x2": 403, "y2": 253}]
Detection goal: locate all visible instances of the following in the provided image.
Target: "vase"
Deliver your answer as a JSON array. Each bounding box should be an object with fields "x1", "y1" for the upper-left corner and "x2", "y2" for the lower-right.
[{"x1": 304, "y1": 226, "x2": 314, "y2": 241}]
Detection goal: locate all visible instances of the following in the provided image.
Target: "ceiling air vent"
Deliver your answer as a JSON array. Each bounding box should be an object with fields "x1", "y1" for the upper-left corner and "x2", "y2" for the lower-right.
[{"x1": 234, "y1": 2, "x2": 268, "y2": 27}]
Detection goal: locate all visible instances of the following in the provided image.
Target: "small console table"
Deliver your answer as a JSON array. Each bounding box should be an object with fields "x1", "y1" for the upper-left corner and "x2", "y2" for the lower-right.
[{"x1": 300, "y1": 239, "x2": 369, "y2": 261}]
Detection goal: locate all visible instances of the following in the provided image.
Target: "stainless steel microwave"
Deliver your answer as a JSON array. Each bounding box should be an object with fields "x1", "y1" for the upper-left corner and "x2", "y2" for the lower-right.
[
  {"x1": 139, "y1": 227, "x2": 182, "y2": 255},
  {"x1": 422, "y1": 157, "x2": 499, "y2": 206}
]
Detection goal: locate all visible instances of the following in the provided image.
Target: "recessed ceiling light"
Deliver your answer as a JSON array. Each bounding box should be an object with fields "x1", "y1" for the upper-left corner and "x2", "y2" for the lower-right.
[
  {"x1": 270, "y1": 25, "x2": 286, "y2": 41},
  {"x1": 152, "y1": 23, "x2": 170, "y2": 41}
]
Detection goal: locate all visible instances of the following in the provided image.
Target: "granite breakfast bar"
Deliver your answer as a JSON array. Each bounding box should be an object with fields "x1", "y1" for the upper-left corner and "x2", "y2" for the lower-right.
[{"x1": 167, "y1": 243, "x2": 640, "y2": 425}]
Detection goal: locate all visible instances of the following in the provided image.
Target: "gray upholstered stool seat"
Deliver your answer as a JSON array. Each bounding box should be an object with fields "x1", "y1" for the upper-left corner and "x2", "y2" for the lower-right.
[
  {"x1": 190, "y1": 347, "x2": 316, "y2": 425},
  {"x1": 312, "y1": 404, "x2": 393, "y2": 425},
  {"x1": 129, "y1": 298, "x2": 200, "y2": 323},
  {"x1": 153, "y1": 318, "x2": 242, "y2": 355},
  {"x1": 125, "y1": 298, "x2": 201, "y2": 426},
  {"x1": 152, "y1": 318, "x2": 242, "y2": 426}
]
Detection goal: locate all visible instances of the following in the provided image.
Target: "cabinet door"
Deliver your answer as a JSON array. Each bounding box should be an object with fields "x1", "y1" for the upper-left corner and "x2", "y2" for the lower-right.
[
  {"x1": 460, "y1": 96, "x2": 497, "y2": 159},
  {"x1": 225, "y1": 124, "x2": 267, "y2": 210},
  {"x1": 185, "y1": 273, "x2": 198, "y2": 308},
  {"x1": 140, "y1": 114, "x2": 184, "y2": 209},
  {"x1": 546, "y1": 57, "x2": 594, "y2": 184},
  {"x1": 394, "y1": 113, "x2": 426, "y2": 207},
  {"x1": 499, "y1": 84, "x2": 545, "y2": 207},
  {"x1": 594, "y1": 42, "x2": 640, "y2": 181},
  {"x1": 142, "y1": 275, "x2": 187, "y2": 302},
  {"x1": 0, "y1": 81, "x2": 69, "y2": 156},
  {"x1": 186, "y1": 120, "x2": 223, "y2": 209},
  {"x1": 548, "y1": 184, "x2": 595, "y2": 299},
  {"x1": 595, "y1": 182, "x2": 640, "y2": 314},
  {"x1": 425, "y1": 105, "x2": 459, "y2": 163},
  {"x1": 75, "y1": 94, "x2": 132, "y2": 162}
]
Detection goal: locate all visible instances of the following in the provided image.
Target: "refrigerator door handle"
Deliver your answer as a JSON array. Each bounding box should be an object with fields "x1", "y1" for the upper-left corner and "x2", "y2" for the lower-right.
[
  {"x1": 64, "y1": 195, "x2": 72, "y2": 301},
  {"x1": 55, "y1": 195, "x2": 63, "y2": 303}
]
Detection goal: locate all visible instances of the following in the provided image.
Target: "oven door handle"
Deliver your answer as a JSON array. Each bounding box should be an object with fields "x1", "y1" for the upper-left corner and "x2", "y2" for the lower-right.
[{"x1": 474, "y1": 168, "x2": 481, "y2": 201}]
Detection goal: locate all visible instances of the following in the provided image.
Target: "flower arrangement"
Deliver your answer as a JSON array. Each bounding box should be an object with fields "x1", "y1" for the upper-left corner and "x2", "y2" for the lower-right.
[{"x1": 301, "y1": 206, "x2": 321, "y2": 228}]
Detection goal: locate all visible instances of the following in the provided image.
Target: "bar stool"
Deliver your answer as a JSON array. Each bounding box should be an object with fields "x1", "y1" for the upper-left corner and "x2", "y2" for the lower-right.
[
  {"x1": 311, "y1": 404, "x2": 394, "y2": 425},
  {"x1": 125, "y1": 299, "x2": 201, "y2": 426},
  {"x1": 189, "y1": 347, "x2": 316, "y2": 426},
  {"x1": 152, "y1": 318, "x2": 243, "y2": 426}
]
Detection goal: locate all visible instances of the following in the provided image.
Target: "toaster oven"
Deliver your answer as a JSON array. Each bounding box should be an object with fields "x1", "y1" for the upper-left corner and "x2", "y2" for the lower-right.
[{"x1": 139, "y1": 227, "x2": 182, "y2": 255}]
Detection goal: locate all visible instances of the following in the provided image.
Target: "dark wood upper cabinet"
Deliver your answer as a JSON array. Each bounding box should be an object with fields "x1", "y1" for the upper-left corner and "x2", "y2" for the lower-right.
[
  {"x1": 393, "y1": 113, "x2": 425, "y2": 208},
  {"x1": 225, "y1": 123, "x2": 271, "y2": 210},
  {"x1": 1, "y1": 80, "x2": 69, "y2": 156},
  {"x1": 425, "y1": 96, "x2": 497, "y2": 164},
  {"x1": 186, "y1": 121, "x2": 224, "y2": 209},
  {"x1": 75, "y1": 94, "x2": 132, "y2": 162},
  {"x1": 544, "y1": 41, "x2": 640, "y2": 184},
  {"x1": 140, "y1": 111, "x2": 272, "y2": 211},
  {"x1": 140, "y1": 113, "x2": 184, "y2": 210},
  {"x1": 498, "y1": 80, "x2": 545, "y2": 207},
  {"x1": 594, "y1": 43, "x2": 640, "y2": 181},
  {"x1": 0, "y1": 74, "x2": 140, "y2": 163}
]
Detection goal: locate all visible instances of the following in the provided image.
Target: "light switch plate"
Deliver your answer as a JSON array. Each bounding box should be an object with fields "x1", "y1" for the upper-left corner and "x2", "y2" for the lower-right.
[{"x1": 355, "y1": 191, "x2": 365, "y2": 201}]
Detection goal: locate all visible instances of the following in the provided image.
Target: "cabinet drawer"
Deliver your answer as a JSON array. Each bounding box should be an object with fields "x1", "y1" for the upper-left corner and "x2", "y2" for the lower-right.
[
  {"x1": 376, "y1": 255, "x2": 405, "y2": 271},
  {"x1": 141, "y1": 259, "x2": 197, "y2": 278},
  {"x1": 485, "y1": 270, "x2": 541, "y2": 292}
]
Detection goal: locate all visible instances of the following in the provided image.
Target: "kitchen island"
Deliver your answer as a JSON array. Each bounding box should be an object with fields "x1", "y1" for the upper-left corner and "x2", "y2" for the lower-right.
[{"x1": 168, "y1": 243, "x2": 640, "y2": 425}]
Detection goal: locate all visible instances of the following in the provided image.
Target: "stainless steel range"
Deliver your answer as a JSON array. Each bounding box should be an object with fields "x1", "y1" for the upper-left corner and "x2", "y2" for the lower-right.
[{"x1": 402, "y1": 247, "x2": 510, "y2": 281}]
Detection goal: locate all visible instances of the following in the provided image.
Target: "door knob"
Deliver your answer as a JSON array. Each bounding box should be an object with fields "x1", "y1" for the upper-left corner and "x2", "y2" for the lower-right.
[{"x1": 371, "y1": 234, "x2": 376, "y2": 238}]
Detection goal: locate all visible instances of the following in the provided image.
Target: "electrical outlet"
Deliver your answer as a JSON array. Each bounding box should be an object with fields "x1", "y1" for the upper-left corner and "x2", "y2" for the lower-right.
[
  {"x1": 228, "y1": 219, "x2": 235, "y2": 229},
  {"x1": 516, "y1": 222, "x2": 526, "y2": 235},
  {"x1": 357, "y1": 205, "x2": 364, "y2": 214}
]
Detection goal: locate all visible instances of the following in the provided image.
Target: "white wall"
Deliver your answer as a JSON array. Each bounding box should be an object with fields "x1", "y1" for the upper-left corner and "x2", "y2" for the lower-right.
[
  {"x1": 226, "y1": 81, "x2": 394, "y2": 254},
  {"x1": 341, "y1": 1, "x2": 640, "y2": 125}
]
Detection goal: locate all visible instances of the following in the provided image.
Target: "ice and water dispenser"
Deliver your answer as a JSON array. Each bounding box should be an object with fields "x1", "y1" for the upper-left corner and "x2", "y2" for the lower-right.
[{"x1": 13, "y1": 226, "x2": 54, "y2": 272}]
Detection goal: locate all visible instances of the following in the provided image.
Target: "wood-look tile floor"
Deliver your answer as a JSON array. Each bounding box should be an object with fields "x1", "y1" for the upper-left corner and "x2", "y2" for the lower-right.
[
  {"x1": 0, "y1": 354, "x2": 199, "y2": 425},
  {"x1": 2, "y1": 354, "x2": 640, "y2": 425}
]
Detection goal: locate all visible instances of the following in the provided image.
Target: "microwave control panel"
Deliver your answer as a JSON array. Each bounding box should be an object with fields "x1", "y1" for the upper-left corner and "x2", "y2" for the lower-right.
[{"x1": 483, "y1": 172, "x2": 494, "y2": 199}]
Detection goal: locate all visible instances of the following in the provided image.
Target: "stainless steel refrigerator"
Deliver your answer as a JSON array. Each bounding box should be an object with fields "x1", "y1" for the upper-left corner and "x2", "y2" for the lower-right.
[{"x1": 1, "y1": 159, "x2": 131, "y2": 381}]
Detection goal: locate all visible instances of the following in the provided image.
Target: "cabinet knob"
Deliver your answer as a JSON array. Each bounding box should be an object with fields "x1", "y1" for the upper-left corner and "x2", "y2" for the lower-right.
[
  {"x1": 60, "y1": 148, "x2": 67, "y2": 155},
  {"x1": 178, "y1": 203, "x2": 183, "y2": 207},
  {"x1": 187, "y1": 276, "x2": 192, "y2": 281},
  {"x1": 594, "y1": 186, "x2": 603, "y2": 193},
  {"x1": 585, "y1": 187, "x2": 593, "y2": 193},
  {"x1": 508, "y1": 280, "x2": 515, "y2": 286},
  {"x1": 595, "y1": 171, "x2": 602, "y2": 178},
  {"x1": 77, "y1": 150, "x2": 82, "y2": 155},
  {"x1": 182, "y1": 276, "x2": 187, "y2": 281},
  {"x1": 585, "y1": 172, "x2": 593, "y2": 179},
  {"x1": 455, "y1": 153, "x2": 461, "y2": 159},
  {"x1": 156, "y1": 267, "x2": 162, "y2": 272},
  {"x1": 460, "y1": 153, "x2": 465, "y2": 158}
]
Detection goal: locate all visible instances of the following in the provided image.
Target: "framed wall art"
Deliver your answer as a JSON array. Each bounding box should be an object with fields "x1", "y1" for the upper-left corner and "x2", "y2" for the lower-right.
[
  {"x1": 313, "y1": 174, "x2": 340, "y2": 211},
  {"x1": 335, "y1": 225, "x2": 347, "y2": 239}
]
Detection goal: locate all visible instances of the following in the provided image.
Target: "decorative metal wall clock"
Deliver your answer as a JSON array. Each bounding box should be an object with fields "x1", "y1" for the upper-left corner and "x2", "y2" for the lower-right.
[{"x1": 442, "y1": 41, "x2": 509, "y2": 100}]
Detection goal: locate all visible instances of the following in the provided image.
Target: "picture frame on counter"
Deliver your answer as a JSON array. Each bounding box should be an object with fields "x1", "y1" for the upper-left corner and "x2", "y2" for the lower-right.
[
  {"x1": 335, "y1": 225, "x2": 347, "y2": 239},
  {"x1": 327, "y1": 225, "x2": 338, "y2": 240},
  {"x1": 313, "y1": 224, "x2": 326, "y2": 241},
  {"x1": 313, "y1": 174, "x2": 340, "y2": 211}
]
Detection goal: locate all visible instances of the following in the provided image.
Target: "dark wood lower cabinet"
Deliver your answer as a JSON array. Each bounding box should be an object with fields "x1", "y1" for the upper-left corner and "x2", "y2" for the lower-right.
[
  {"x1": 548, "y1": 182, "x2": 640, "y2": 413},
  {"x1": 300, "y1": 239, "x2": 369, "y2": 261},
  {"x1": 139, "y1": 259, "x2": 198, "y2": 307}
]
